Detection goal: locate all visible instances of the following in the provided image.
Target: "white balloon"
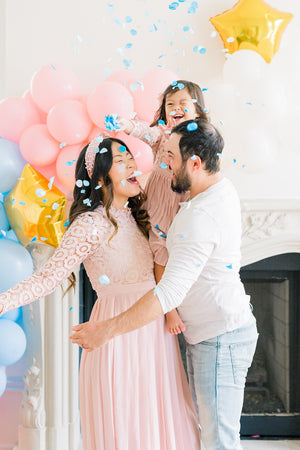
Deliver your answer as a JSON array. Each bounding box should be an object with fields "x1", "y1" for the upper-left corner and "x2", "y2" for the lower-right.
[{"x1": 223, "y1": 50, "x2": 267, "y2": 87}]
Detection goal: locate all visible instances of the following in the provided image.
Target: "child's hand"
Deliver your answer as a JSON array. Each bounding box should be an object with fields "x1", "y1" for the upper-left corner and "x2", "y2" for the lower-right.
[
  {"x1": 165, "y1": 309, "x2": 186, "y2": 335},
  {"x1": 158, "y1": 117, "x2": 176, "y2": 138},
  {"x1": 118, "y1": 117, "x2": 134, "y2": 134}
]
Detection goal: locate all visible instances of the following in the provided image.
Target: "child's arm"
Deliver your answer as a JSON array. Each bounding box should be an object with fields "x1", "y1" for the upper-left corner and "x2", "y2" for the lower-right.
[
  {"x1": 118, "y1": 118, "x2": 162, "y2": 147},
  {"x1": 154, "y1": 262, "x2": 185, "y2": 335}
]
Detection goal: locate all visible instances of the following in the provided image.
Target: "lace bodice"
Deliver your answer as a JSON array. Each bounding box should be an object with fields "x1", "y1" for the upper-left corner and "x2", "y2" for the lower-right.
[{"x1": 0, "y1": 206, "x2": 155, "y2": 314}]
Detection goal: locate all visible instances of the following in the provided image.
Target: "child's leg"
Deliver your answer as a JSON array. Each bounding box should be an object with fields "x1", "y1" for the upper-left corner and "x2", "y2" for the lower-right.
[{"x1": 154, "y1": 262, "x2": 185, "y2": 335}]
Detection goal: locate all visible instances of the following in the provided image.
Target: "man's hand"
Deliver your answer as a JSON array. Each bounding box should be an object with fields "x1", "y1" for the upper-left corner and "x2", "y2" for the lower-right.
[{"x1": 69, "y1": 319, "x2": 113, "y2": 352}]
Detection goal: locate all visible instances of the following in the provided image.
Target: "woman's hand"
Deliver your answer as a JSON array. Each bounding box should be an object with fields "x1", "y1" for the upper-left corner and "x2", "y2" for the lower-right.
[{"x1": 69, "y1": 319, "x2": 113, "y2": 351}]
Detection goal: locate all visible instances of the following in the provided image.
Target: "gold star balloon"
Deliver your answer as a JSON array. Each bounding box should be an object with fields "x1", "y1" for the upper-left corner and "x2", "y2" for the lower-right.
[
  {"x1": 4, "y1": 164, "x2": 67, "y2": 248},
  {"x1": 210, "y1": 0, "x2": 293, "y2": 63}
]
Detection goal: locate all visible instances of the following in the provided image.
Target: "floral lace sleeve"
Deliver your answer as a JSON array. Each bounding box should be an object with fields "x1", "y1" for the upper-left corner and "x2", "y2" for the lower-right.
[
  {"x1": 0, "y1": 212, "x2": 105, "y2": 314},
  {"x1": 130, "y1": 122, "x2": 162, "y2": 147}
]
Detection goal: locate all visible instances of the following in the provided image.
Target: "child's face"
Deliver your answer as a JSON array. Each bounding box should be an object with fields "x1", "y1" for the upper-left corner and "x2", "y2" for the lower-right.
[{"x1": 165, "y1": 88, "x2": 198, "y2": 124}]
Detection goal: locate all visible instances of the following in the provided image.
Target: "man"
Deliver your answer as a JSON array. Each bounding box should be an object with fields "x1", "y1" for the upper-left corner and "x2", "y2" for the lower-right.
[{"x1": 71, "y1": 118, "x2": 258, "y2": 450}]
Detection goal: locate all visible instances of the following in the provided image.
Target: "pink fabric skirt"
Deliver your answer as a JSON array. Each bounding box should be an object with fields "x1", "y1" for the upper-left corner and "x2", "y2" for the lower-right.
[{"x1": 79, "y1": 281, "x2": 200, "y2": 450}]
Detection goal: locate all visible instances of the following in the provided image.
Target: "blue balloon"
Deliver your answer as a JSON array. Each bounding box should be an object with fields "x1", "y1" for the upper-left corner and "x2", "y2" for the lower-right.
[
  {"x1": 1, "y1": 228, "x2": 20, "y2": 243},
  {"x1": 0, "y1": 138, "x2": 26, "y2": 194},
  {"x1": 0, "y1": 239, "x2": 33, "y2": 293},
  {"x1": 0, "y1": 319, "x2": 26, "y2": 366},
  {"x1": 0, "y1": 201, "x2": 10, "y2": 232},
  {"x1": 0, "y1": 367, "x2": 7, "y2": 397},
  {"x1": 1, "y1": 307, "x2": 22, "y2": 322}
]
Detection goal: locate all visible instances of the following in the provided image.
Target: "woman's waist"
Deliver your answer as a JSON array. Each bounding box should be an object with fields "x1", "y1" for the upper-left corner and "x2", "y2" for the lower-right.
[{"x1": 96, "y1": 279, "x2": 155, "y2": 295}]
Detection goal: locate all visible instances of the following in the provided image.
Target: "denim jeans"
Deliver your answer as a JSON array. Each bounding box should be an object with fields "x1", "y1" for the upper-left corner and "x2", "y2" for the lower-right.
[{"x1": 186, "y1": 315, "x2": 258, "y2": 450}]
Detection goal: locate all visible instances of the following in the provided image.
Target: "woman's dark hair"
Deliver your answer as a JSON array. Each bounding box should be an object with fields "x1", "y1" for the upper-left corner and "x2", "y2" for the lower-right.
[
  {"x1": 66, "y1": 137, "x2": 150, "y2": 292},
  {"x1": 172, "y1": 118, "x2": 224, "y2": 174},
  {"x1": 151, "y1": 80, "x2": 208, "y2": 126}
]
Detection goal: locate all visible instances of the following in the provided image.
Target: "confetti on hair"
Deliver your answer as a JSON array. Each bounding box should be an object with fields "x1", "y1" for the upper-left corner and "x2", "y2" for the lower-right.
[
  {"x1": 99, "y1": 274, "x2": 110, "y2": 285},
  {"x1": 104, "y1": 114, "x2": 121, "y2": 131},
  {"x1": 177, "y1": 83, "x2": 185, "y2": 90},
  {"x1": 190, "y1": 155, "x2": 197, "y2": 160},
  {"x1": 81, "y1": 189, "x2": 86, "y2": 194},
  {"x1": 36, "y1": 188, "x2": 46, "y2": 198},
  {"x1": 187, "y1": 122, "x2": 198, "y2": 131},
  {"x1": 64, "y1": 220, "x2": 70, "y2": 227},
  {"x1": 124, "y1": 201, "x2": 129, "y2": 208},
  {"x1": 95, "y1": 184, "x2": 102, "y2": 190},
  {"x1": 83, "y1": 198, "x2": 92, "y2": 207},
  {"x1": 119, "y1": 145, "x2": 126, "y2": 153},
  {"x1": 83, "y1": 180, "x2": 90, "y2": 186},
  {"x1": 160, "y1": 162, "x2": 168, "y2": 169},
  {"x1": 100, "y1": 147, "x2": 108, "y2": 154},
  {"x1": 76, "y1": 179, "x2": 83, "y2": 187}
]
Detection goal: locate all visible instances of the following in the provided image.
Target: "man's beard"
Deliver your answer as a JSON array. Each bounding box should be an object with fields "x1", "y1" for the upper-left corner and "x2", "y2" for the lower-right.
[{"x1": 171, "y1": 166, "x2": 191, "y2": 194}]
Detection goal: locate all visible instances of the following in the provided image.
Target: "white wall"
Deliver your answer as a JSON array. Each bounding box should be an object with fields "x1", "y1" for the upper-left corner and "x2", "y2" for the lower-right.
[{"x1": 2, "y1": 0, "x2": 300, "y2": 199}]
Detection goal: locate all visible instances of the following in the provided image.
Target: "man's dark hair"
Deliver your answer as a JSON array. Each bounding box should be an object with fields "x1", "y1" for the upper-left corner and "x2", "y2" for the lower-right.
[{"x1": 171, "y1": 118, "x2": 224, "y2": 173}]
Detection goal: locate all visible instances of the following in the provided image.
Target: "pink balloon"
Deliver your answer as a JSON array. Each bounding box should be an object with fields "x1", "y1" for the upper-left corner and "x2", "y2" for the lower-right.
[
  {"x1": 47, "y1": 100, "x2": 92, "y2": 145},
  {"x1": 105, "y1": 71, "x2": 141, "y2": 92},
  {"x1": 86, "y1": 81, "x2": 134, "y2": 128},
  {"x1": 56, "y1": 144, "x2": 83, "y2": 191},
  {"x1": 116, "y1": 131, "x2": 153, "y2": 175},
  {"x1": 32, "y1": 162, "x2": 72, "y2": 198},
  {"x1": 132, "y1": 68, "x2": 178, "y2": 122},
  {"x1": 30, "y1": 64, "x2": 81, "y2": 113},
  {"x1": 88, "y1": 125, "x2": 112, "y2": 142},
  {"x1": 20, "y1": 124, "x2": 60, "y2": 166},
  {"x1": 22, "y1": 89, "x2": 47, "y2": 123},
  {"x1": 0, "y1": 97, "x2": 41, "y2": 143}
]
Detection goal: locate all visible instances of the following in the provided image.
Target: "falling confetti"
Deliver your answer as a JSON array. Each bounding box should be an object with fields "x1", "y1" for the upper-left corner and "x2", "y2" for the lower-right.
[
  {"x1": 187, "y1": 122, "x2": 198, "y2": 131},
  {"x1": 104, "y1": 114, "x2": 121, "y2": 131},
  {"x1": 99, "y1": 274, "x2": 110, "y2": 285}
]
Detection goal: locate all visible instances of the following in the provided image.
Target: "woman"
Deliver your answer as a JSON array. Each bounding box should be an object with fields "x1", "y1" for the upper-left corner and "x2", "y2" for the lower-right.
[{"x1": 0, "y1": 136, "x2": 200, "y2": 449}]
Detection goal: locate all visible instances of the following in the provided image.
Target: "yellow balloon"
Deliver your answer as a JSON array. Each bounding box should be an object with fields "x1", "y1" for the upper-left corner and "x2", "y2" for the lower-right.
[
  {"x1": 210, "y1": 0, "x2": 293, "y2": 63},
  {"x1": 4, "y1": 164, "x2": 68, "y2": 248}
]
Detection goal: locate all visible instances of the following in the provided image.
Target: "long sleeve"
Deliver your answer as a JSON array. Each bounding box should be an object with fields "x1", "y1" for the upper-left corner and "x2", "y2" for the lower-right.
[
  {"x1": 0, "y1": 212, "x2": 105, "y2": 314},
  {"x1": 130, "y1": 122, "x2": 163, "y2": 158},
  {"x1": 155, "y1": 208, "x2": 219, "y2": 313}
]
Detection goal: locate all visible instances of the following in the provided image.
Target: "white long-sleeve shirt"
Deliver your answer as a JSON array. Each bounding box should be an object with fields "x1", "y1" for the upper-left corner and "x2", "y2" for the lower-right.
[{"x1": 156, "y1": 177, "x2": 252, "y2": 344}]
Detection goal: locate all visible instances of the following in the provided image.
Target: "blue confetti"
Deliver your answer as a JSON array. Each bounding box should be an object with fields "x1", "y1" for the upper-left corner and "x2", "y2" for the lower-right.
[
  {"x1": 159, "y1": 231, "x2": 167, "y2": 238},
  {"x1": 171, "y1": 80, "x2": 178, "y2": 86},
  {"x1": 83, "y1": 198, "x2": 92, "y2": 207},
  {"x1": 199, "y1": 47, "x2": 206, "y2": 54},
  {"x1": 233, "y1": 158, "x2": 237, "y2": 163},
  {"x1": 169, "y1": 2, "x2": 179, "y2": 10},
  {"x1": 125, "y1": 43, "x2": 133, "y2": 49},
  {"x1": 59, "y1": 142, "x2": 66, "y2": 149},
  {"x1": 64, "y1": 220, "x2": 70, "y2": 227},
  {"x1": 121, "y1": 180, "x2": 126, "y2": 186},
  {"x1": 158, "y1": 119, "x2": 165, "y2": 125},
  {"x1": 99, "y1": 274, "x2": 110, "y2": 285},
  {"x1": 130, "y1": 29, "x2": 137, "y2": 36},
  {"x1": 95, "y1": 184, "x2": 102, "y2": 190},
  {"x1": 104, "y1": 114, "x2": 121, "y2": 131},
  {"x1": 177, "y1": 83, "x2": 185, "y2": 90},
  {"x1": 226, "y1": 264, "x2": 233, "y2": 269},
  {"x1": 125, "y1": 16, "x2": 132, "y2": 23},
  {"x1": 183, "y1": 26, "x2": 190, "y2": 32},
  {"x1": 52, "y1": 202, "x2": 59, "y2": 210},
  {"x1": 40, "y1": 237, "x2": 48, "y2": 241},
  {"x1": 36, "y1": 188, "x2": 46, "y2": 198},
  {"x1": 48, "y1": 177, "x2": 55, "y2": 189},
  {"x1": 119, "y1": 145, "x2": 126, "y2": 153},
  {"x1": 100, "y1": 147, "x2": 108, "y2": 154},
  {"x1": 69, "y1": 307, "x2": 73, "y2": 311},
  {"x1": 83, "y1": 180, "x2": 90, "y2": 187},
  {"x1": 154, "y1": 287, "x2": 159, "y2": 295},
  {"x1": 19, "y1": 201, "x2": 26, "y2": 206},
  {"x1": 187, "y1": 122, "x2": 198, "y2": 131},
  {"x1": 160, "y1": 162, "x2": 168, "y2": 169},
  {"x1": 42, "y1": 199, "x2": 47, "y2": 203},
  {"x1": 190, "y1": 155, "x2": 197, "y2": 160},
  {"x1": 76, "y1": 179, "x2": 83, "y2": 187},
  {"x1": 45, "y1": 215, "x2": 52, "y2": 218},
  {"x1": 31, "y1": 236, "x2": 37, "y2": 242},
  {"x1": 134, "y1": 170, "x2": 142, "y2": 176}
]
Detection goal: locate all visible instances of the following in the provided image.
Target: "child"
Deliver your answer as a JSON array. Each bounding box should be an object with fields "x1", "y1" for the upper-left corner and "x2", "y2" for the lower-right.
[
  {"x1": 119, "y1": 80, "x2": 208, "y2": 335},
  {"x1": 0, "y1": 137, "x2": 201, "y2": 450}
]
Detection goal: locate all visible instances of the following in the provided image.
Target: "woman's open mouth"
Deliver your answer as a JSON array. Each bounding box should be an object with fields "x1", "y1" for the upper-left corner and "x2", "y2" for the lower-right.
[{"x1": 127, "y1": 176, "x2": 139, "y2": 185}]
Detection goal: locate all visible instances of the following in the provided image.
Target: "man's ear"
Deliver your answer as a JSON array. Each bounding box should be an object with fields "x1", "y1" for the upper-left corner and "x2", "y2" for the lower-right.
[{"x1": 189, "y1": 154, "x2": 202, "y2": 172}]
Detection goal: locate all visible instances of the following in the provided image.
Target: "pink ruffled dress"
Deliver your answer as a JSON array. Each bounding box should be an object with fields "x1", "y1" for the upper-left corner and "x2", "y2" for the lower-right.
[
  {"x1": 0, "y1": 205, "x2": 200, "y2": 450},
  {"x1": 130, "y1": 122, "x2": 189, "y2": 266}
]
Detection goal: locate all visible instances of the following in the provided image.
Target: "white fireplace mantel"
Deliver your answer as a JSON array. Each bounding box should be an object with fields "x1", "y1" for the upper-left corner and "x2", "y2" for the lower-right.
[{"x1": 241, "y1": 199, "x2": 300, "y2": 267}]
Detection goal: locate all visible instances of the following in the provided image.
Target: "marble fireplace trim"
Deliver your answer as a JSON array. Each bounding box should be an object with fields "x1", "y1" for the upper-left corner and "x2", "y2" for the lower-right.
[{"x1": 241, "y1": 199, "x2": 300, "y2": 267}]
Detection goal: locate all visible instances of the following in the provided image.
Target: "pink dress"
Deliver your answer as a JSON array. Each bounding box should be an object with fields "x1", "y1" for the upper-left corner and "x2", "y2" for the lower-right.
[
  {"x1": 0, "y1": 205, "x2": 200, "y2": 450},
  {"x1": 130, "y1": 123, "x2": 189, "y2": 266}
]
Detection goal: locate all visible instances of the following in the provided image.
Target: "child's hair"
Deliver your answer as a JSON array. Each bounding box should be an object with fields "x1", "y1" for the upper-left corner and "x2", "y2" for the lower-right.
[
  {"x1": 69, "y1": 137, "x2": 150, "y2": 240},
  {"x1": 151, "y1": 80, "x2": 208, "y2": 127}
]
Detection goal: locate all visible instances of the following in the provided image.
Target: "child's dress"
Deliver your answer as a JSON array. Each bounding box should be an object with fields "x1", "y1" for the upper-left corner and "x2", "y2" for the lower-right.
[
  {"x1": 0, "y1": 205, "x2": 200, "y2": 450},
  {"x1": 130, "y1": 122, "x2": 189, "y2": 266}
]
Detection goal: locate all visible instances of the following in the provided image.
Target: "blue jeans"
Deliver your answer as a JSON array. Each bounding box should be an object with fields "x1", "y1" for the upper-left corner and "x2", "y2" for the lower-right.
[{"x1": 186, "y1": 315, "x2": 258, "y2": 450}]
